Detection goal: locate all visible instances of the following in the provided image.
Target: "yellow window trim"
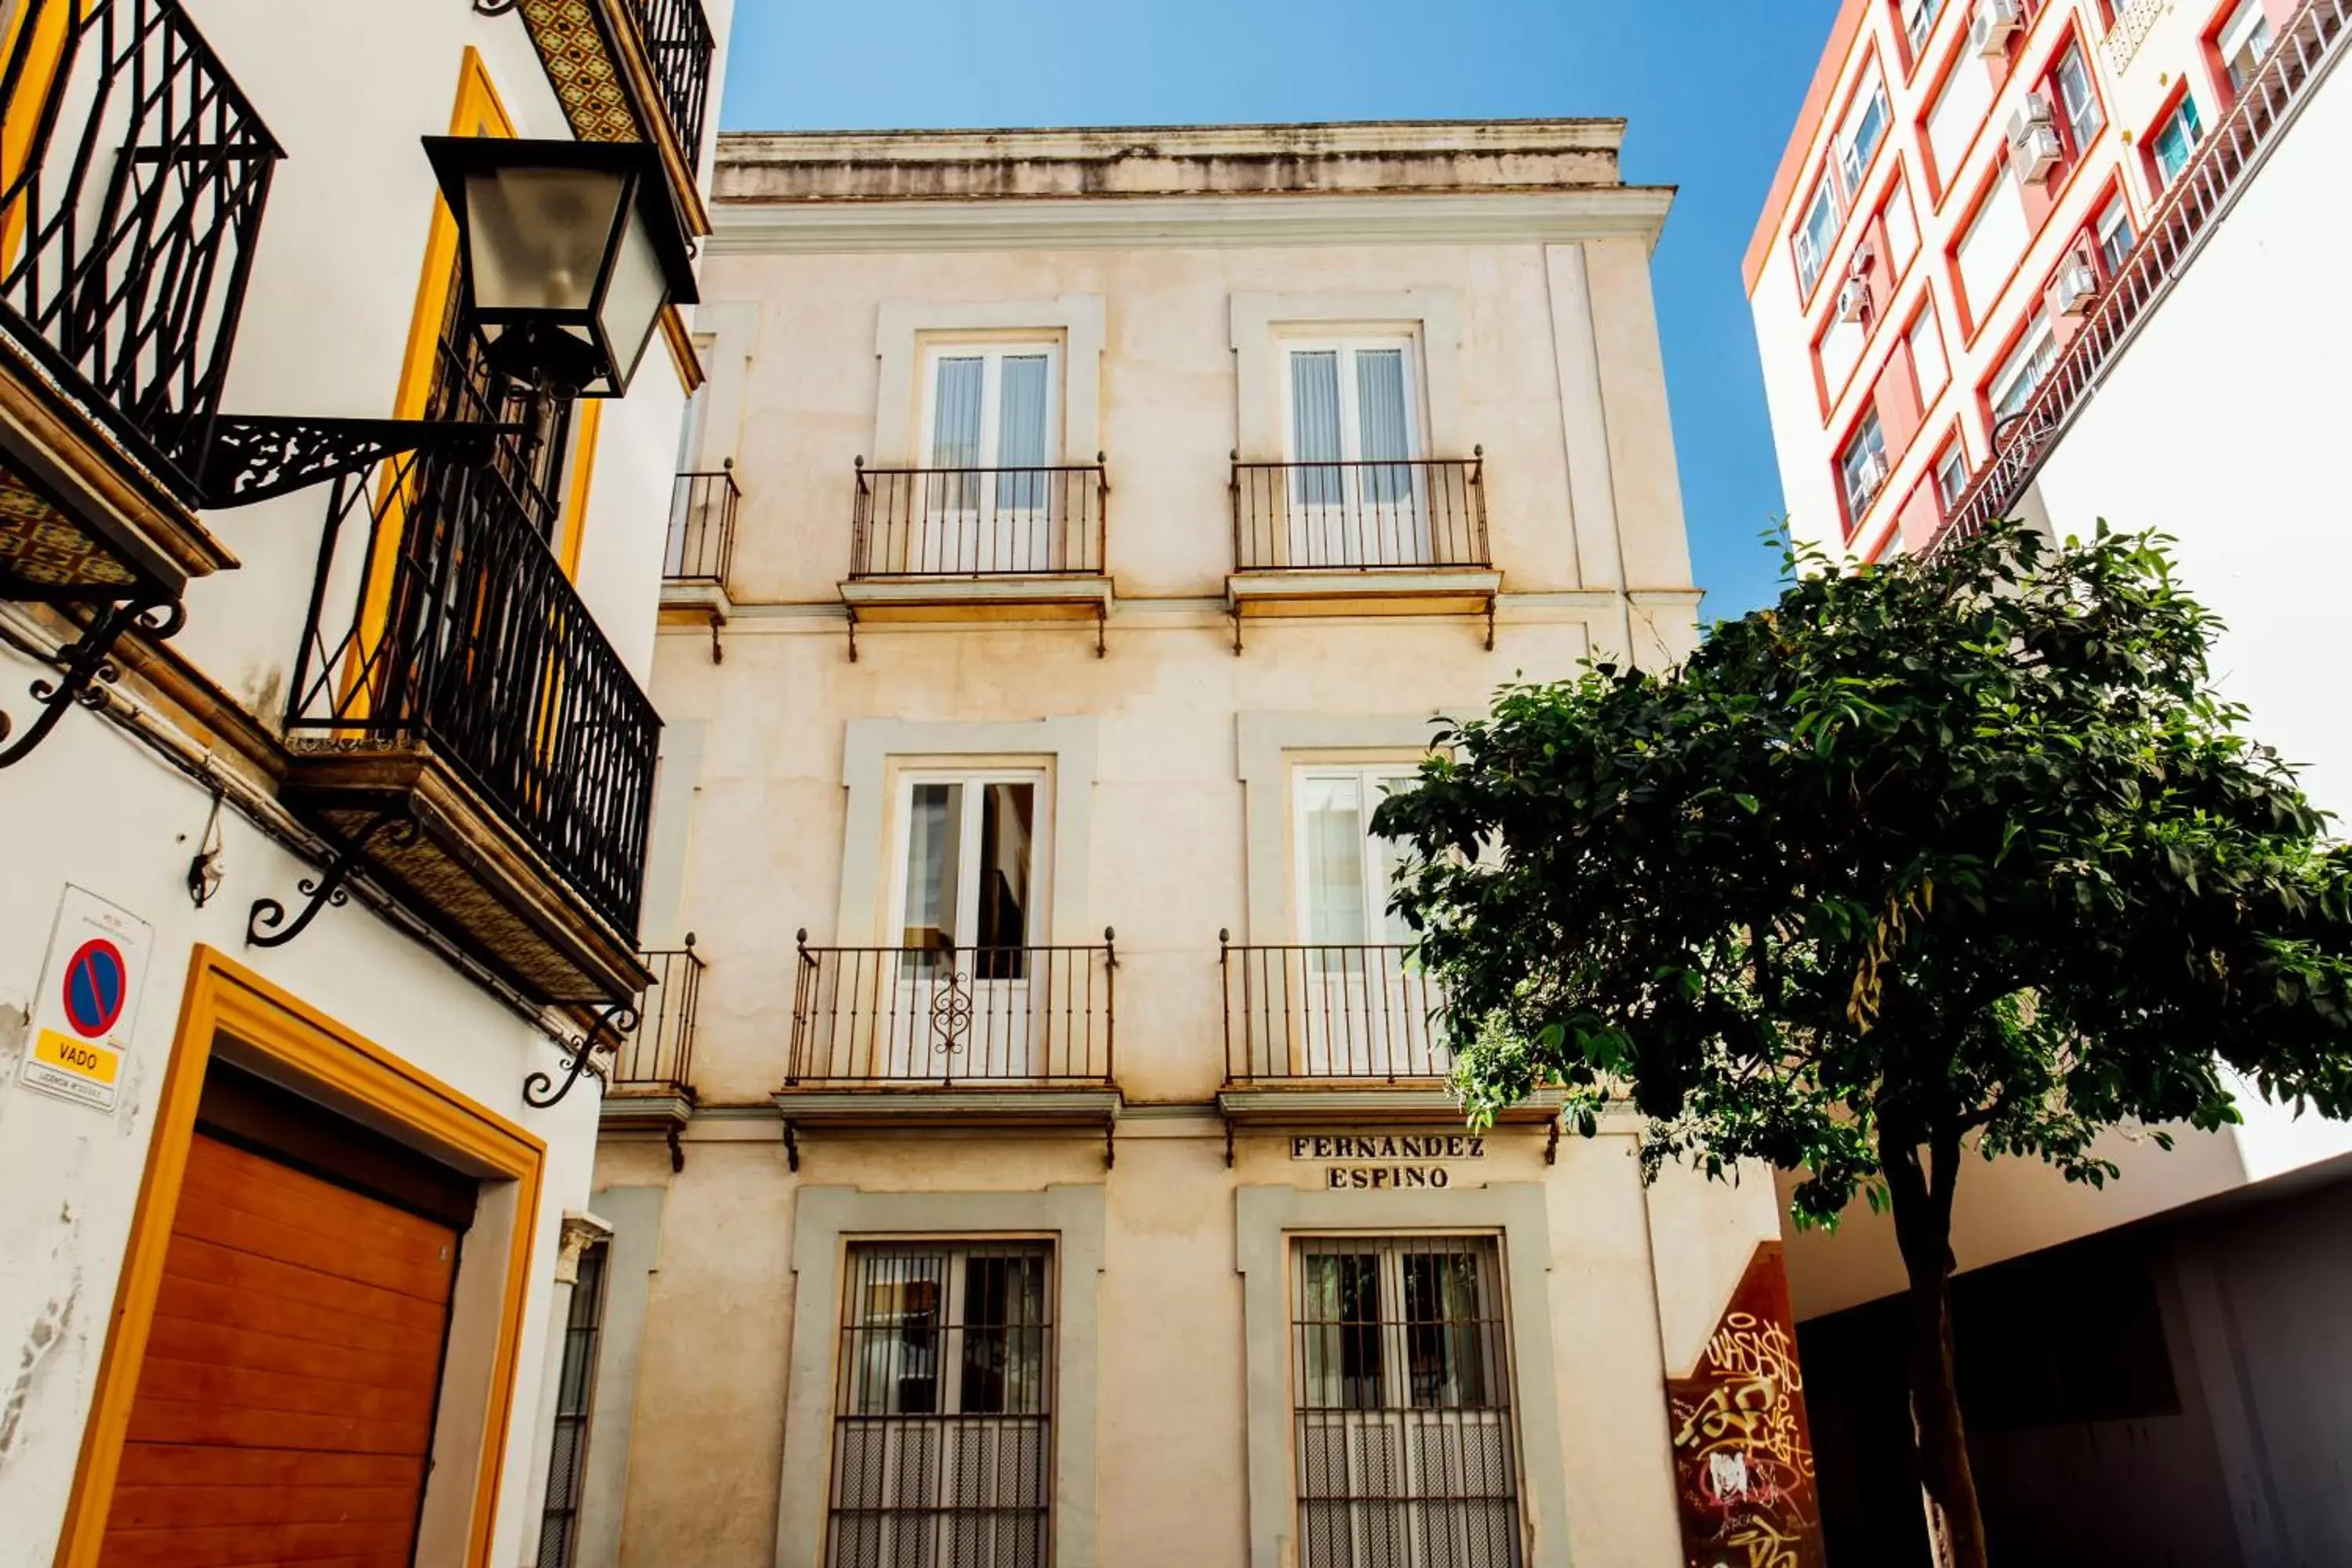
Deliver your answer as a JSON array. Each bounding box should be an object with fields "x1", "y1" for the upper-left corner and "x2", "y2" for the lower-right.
[
  {"x1": 49, "y1": 946, "x2": 548, "y2": 1568},
  {"x1": 0, "y1": 0, "x2": 81, "y2": 269}
]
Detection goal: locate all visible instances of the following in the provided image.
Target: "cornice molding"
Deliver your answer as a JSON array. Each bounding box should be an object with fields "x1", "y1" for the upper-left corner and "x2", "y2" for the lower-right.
[{"x1": 708, "y1": 188, "x2": 1676, "y2": 255}]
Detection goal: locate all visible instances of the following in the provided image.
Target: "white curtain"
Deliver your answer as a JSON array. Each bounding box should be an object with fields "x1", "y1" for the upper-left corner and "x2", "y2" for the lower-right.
[
  {"x1": 929, "y1": 356, "x2": 985, "y2": 515},
  {"x1": 1290, "y1": 350, "x2": 1343, "y2": 506},
  {"x1": 995, "y1": 354, "x2": 1050, "y2": 511},
  {"x1": 1355, "y1": 349, "x2": 1411, "y2": 504}
]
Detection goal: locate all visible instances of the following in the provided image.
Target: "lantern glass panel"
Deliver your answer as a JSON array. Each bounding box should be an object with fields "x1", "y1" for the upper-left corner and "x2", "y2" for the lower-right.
[
  {"x1": 599, "y1": 207, "x2": 669, "y2": 390},
  {"x1": 462, "y1": 166, "x2": 627, "y2": 314}
]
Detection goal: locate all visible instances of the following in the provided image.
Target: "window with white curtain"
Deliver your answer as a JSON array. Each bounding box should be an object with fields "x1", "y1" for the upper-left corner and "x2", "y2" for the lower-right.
[
  {"x1": 2219, "y1": 0, "x2": 2275, "y2": 93},
  {"x1": 1293, "y1": 763, "x2": 1419, "y2": 949},
  {"x1": 1283, "y1": 338, "x2": 1429, "y2": 564},
  {"x1": 1989, "y1": 314, "x2": 2058, "y2": 426},
  {"x1": 910, "y1": 343, "x2": 1059, "y2": 569}
]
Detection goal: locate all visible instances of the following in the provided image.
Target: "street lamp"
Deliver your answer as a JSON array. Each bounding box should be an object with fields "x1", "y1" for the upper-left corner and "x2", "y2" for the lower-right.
[{"x1": 422, "y1": 136, "x2": 699, "y2": 400}]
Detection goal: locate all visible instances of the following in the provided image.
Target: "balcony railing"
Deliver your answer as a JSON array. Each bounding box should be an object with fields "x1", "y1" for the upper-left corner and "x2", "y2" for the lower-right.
[
  {"x1": 1231, "y1": 455, "x2": 1488, "y2": 573},
  {"x1": 1937, "y1": 0, "x2": 2349, "y2": 553},
  {"x1": 614, "y1": 939, "x2": 704, "y2": 1093},
  {"x1": 787, "y1": 935, "x2": 1117, "y2": 1087},
  {"x1": 0, "y1": 0, "x2": 279, "y2": 499},
  {"x1": 622, "y1": 0, "x2": 715, "y2": 166},
  {"x1": 850, "y1": 460, "x2": 1109, "y2": 578},
  {"x1": 664, "y1": 465, "x2": 737, "y2": 584},
  {"x1": 2101, "y1": 0, "x2": 2172, "y2": 74},
  {"x1": 1221, "y1": 938, "x2": 1452, "y2": 1085},
  {"x1": 285, "y1": 429, "x2": 660, "y2": 942}
]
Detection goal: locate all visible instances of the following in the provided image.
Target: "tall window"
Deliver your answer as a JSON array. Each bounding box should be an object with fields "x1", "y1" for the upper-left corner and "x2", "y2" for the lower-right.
[
  {"x1": 895, "y1": 772, "x2": 1043, "y2": 977},
  {"x1": 1293, "y1": 1236, "x2": 1522, "y2": 1566},
  {"x1": 1839, "y1": 82, "x2": 1891, "y2": 194},
  {"x1": 1289, "y1": 764, "x2": 1442, "y2": 1077},
  {"x1": 1793, "y1": 181, "x2": 1840, "y2": 294},
  {"x1": 913, "y1": 342, "x2": 1059, "y2": 570},
  {"x1": 829, "y1": 1242, "x2": 1054, "y2": 1568},
  {"x1": 2218, "y1": 0, "x2": 2275, "y2": 93},
  {"x1": 1989, "y1": 314, "x2": 2058, "y2": 426},
  {"x1": 2094, "y1": 194, "x2": 2137, "y2": 276},
  {"x1": 535, "y1": 1242, "x2": 609, "y2": 1568},
  {"x1": 1934, "y1": 442, "x2": 1970, "y2": 515},
  {"x1": 2150, "y1": 96, "x2": 2205, "y2": 191},
  {"x1": 2053, "y1": 42, "x2": 2103, "y2": 152},
  {"x1": 1903, "y1": 0, "x2": 1945, "y2": 56},
  {"x1": 1283, "y1": 339, "x2": 1426, "y2": 564},
  {"x1": 1839, "y1": 412, "x2": 1888, "y2": 526}
]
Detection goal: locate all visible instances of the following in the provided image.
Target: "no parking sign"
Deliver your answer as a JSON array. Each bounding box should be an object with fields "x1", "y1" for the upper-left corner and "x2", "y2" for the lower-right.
[{"x1": 20, "y1": 886, "x2": 152, "y2": 1112}]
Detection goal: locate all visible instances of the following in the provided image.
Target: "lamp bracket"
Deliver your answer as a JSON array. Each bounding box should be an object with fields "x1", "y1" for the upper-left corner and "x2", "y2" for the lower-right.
[
  {"x1": 194, "y1": 416, "x2": 531, "y2": 508},
  {"x1": 0, "y1": 597, "x2": 183, "y2": 770},
  {"x1": 524, "y1": 1000, "x2": 640, "y2": 1110}
]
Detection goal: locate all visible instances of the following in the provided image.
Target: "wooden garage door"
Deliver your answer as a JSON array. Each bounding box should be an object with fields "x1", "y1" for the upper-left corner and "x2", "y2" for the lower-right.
[{"x1": 99, "y1": 1131, "x2": 461, "y2": 1568}]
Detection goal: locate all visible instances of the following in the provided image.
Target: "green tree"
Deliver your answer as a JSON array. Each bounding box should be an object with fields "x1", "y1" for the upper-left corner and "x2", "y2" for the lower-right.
[{"x1": 1373, "y1": 520, "x2": 2352, "y2": 1567}]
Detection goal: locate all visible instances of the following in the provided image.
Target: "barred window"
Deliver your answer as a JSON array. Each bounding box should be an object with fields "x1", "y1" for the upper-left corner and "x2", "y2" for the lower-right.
[
  {"x1": 829, "y1": 1242, "x2": 1054, "y2": 1567},
  {"x1": 535, "y1": 1241, "x2": 608, "y2": 1568},
  {"x1": 1292, "y1": 1236, "x2": 1523, "y2": 1567}
]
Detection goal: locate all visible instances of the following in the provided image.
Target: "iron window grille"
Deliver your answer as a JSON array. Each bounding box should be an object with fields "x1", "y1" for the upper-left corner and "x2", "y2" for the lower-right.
[
  {"x1": 1291, "y1": 1236, "x2": 1524, "y2": 1568},
  {"x1": 536, "y1": 1240, "x2": 610, "y2": 1568},
  {"x1": 829, "y1": 1241, "x2": 1056, "y2": 1568}
]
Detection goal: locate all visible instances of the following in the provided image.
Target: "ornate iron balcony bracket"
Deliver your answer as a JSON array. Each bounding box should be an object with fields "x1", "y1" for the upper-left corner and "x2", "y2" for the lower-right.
[
  {"x1": 0, "y1": 597, "x2": 183, "y2": 770},
  {"x1": 245, "y1": 809, "x2": 416, "y2": 949},
  {"x1": 194, "y1": 417, "x2": 530, "y2": 508},
  {"x1": 526, "y1": 1000, "x2": 640, "y2": 1110}
]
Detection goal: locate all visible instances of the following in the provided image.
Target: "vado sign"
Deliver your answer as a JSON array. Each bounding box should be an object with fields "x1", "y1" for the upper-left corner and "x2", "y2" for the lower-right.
[
  {"x1": 20, "y1": 886, "x2": 153, "y2": 1112},
  {"x1": 1291, "y1": 1131, "x2": 1487, "y2": 1189}
]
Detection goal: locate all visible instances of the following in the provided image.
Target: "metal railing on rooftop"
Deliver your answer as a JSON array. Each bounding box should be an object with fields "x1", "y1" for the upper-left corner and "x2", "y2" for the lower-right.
[{"x1": 1936, "y1": 0, "x2": 2350, "y2": 553}]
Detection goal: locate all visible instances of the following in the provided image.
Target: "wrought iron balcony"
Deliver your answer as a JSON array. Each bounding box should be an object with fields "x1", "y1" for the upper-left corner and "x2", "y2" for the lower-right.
[
  {"x1": 664, "y1": 466, "x2": 738, "y2": 586},
  {"x1": 841, "y1": 460, "x2": 1114, "y2": 657},
  {"x1": 0, "y1": 0, "x2": 279, "y2": 601},
  {"x1": 1221, "y1": 939, "x2": 1452, "y2": 1086},
  {"x1": 1230, "y1": 455, "x2": 1489, "y2": 574},
  {"x1": 615, "y1": 940, "x2": 705, "y2": 1094},
  {"x1": 1938, "y1": 0, "x2": 2350, "y2": 553},
  {"x1": 786, "y1": 935, "x2": 1118, "y2": 1089},
  {"x1": 622, "y1": 0, "x2": 716, "y2": 170},
  {"x1": 851, "y1": 461, "x2": 1109, "y2": 579},
  {"x1": 276, "y1": 393, "x2": 660, "y2": 1005}
]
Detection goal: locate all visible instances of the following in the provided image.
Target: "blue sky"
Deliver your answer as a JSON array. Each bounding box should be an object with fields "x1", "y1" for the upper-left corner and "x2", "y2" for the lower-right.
[{"x1": 718, "y1": 0, "x2": 1841, "y2": 620}]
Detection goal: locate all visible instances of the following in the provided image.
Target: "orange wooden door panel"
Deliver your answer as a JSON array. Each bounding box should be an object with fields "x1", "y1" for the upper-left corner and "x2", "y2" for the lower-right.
[{"x1": 99, "y1": 1134, "x2": 459, "y2": 1568}]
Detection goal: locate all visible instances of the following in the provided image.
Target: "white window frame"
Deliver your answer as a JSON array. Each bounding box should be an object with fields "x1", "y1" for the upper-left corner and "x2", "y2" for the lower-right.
[
  {"x1": 887, "y1": 766, "x2": 1052, "y2": 961},
  {"x1": 2053, "y1": 42, "x2": 2103, "y2": 152},
  {"x1": 1934, "y1": 442, "x2": 1970, "y2": 514},
  {"x1": 2219, "y1": 0, "x2": 2275, "y2": 91},
  {"x1": 1904, "y1": 0, "x2": 1944, "y2": 54},
  {"x1": 916, "y1": 340, "x2": 1062, "y2": 472},
  {"x1": 1840, "y1": 412, "x2": 1888, "y2": 522},
  {"x1": 1794, "y1": 181, "x2": 1840, "y2": 294},
  {"x1": 1278, "y1": 336, "x2": 1425, "y2": 466},
  {"x1": 1989, "y1": 314, "x2": 2057, "y2": 426},
  {"x1": 1839, "y1": 80, "x2": 1891, "y2": 196},
  {"x1": 2151, "y1": 96, "x2": 2205, "y2": 190},
  {"x1": 2095, "y1": 195, "x2": 2136, "y2": 276},
  {"x1": 1288, "y1": 760, "x2": 1421, "y2": 947}
]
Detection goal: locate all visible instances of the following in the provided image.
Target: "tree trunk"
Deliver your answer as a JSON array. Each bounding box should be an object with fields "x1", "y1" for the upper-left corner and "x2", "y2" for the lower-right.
[{"x1": 1885, "y1": 1133, "x2": 1990, "y2": 1568}]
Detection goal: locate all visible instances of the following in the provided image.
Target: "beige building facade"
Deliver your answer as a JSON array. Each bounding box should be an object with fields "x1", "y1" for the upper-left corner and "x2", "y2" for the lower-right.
[{"x1": 588, "y1": 122, "x2": 1792, "y2": 1568}]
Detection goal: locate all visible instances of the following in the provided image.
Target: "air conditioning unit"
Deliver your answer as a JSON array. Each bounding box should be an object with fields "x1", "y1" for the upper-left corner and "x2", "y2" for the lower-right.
[
  {"x1": 1847, "y1": 244, "x2": 1877, "y2": 281},
  {"x1": 1970, "y1": 0, "x2": 2023, "y2": 56},
  {"x1": 2013, "y1": 122, "x2": 2064, "y2": 183},
  {"x1": 1835, "y1": 278, "x2": 1871, "y2": 322},
  {"x1": 2053, "y1": 256, "x2": 2100, "y2": 315},
  {"x1": 2014, "y1": 90, "x2": 2057, "y2": 132}
]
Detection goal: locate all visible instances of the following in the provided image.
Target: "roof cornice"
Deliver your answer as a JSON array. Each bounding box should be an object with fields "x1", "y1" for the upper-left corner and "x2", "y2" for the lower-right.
[{"x1": 706, "y1": 187, "x2": 1677, "y2": 256}]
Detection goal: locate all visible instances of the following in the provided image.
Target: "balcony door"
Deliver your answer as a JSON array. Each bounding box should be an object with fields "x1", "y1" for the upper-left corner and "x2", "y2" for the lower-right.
[
  {"x1": 914, "y1": 343, "x2": 1058, "y2": 574},
  {"x1": 892, "y1": 772, "x2": 1047, "y2": 1080},
  {"x1": 1283, "y1": 339, "x2": 1427, "y2": 568},
  {"x1": 1292, "y1": 764, "x2": 1436, "y2": 1078}
]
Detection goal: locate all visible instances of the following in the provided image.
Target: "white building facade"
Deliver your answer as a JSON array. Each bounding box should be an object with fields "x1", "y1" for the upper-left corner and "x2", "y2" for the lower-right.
[
  {"x1": 0, "y1": 1, "x2": 728, "y2": 1564},
  {"x1": 579, "y1": 122, "x2": 1825, "y2": 1568},
  {"x1": 1748, "y1": 2, "x2": 2352, "y2": 1562}
]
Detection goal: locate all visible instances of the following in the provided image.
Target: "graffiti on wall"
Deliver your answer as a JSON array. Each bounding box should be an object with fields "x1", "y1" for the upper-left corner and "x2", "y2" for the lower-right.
[{"x1": 1666, "y1": 1241, "x2": 1826, "y2": 1568}]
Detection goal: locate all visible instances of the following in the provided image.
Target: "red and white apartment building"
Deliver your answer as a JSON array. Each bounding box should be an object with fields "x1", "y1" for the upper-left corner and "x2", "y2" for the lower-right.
[{"x1": 1750, "y1": 2, "x2": 2352, "y2": 1563}]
